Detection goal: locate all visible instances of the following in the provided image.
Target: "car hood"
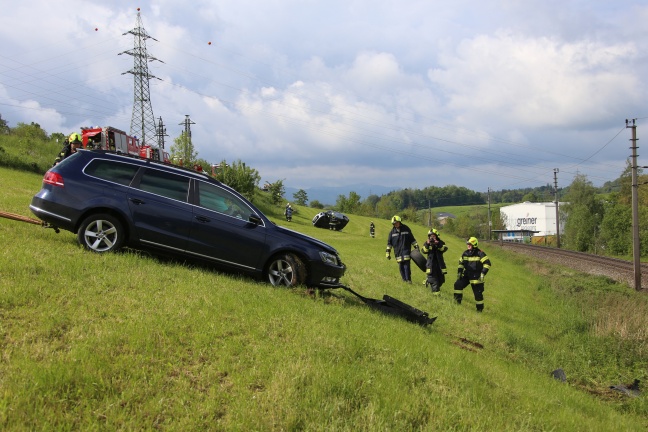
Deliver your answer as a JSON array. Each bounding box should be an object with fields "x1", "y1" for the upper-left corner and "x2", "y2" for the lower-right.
[{"x1": 274, "y1": 225, "x2": 339, "y2": 253}]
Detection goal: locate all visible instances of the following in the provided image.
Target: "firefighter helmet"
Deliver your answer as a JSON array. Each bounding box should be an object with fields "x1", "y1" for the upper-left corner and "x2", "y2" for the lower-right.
[
  {"x1": 467, "y1": 237, "x2": 478, "y2": 247},
  {"x1": 428, "y1": 228, "x2": 440, "y2": 237},
  {"x1": 69, "y1": 133, "x2": 82, "y2": 144},
  {"x1": 391, "y1": 215, "x2": 402, "y2": 224}
]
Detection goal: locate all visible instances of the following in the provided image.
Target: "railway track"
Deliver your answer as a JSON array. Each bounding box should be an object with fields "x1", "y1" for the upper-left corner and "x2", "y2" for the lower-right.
[{"x1": 491, "y1": 241, "x2": 648, "y2": 291}]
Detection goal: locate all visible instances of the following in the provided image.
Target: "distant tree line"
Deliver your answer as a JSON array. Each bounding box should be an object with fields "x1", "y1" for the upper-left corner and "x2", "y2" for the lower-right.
[{"x1": 318, "y1": 159, "x2": 644, "y2": 257}]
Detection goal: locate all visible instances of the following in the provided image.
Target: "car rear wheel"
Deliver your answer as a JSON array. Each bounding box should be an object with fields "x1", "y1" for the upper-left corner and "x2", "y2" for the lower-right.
[
  {"x1": 77, "y1": 213, "x2": 125, "y2": 253},
  {"x1": 266, "y1": 253, "x2": 306, "y2": 287}
]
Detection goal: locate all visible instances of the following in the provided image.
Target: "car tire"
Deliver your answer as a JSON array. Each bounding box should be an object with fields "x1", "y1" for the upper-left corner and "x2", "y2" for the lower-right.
[
  {"x1": 266, "y1": 253, "x2": 306, "y2": 287},
  {"x1": 77, "y1": 213, "x2": 125, "y2": 253},
  {"x1": 410, "y1": 249, "x2": 427, "y2": 272}
]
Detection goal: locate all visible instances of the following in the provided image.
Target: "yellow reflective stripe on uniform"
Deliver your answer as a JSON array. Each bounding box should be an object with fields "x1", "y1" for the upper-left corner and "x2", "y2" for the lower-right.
[
  {"x1": 475, "y1": 300, "x2": 484, "y2": 305},
  {"x1": 453, "y1": 289, "x2": 463, "y2": 294},
  {"x1": 464, "y1": 257, "x2": 482, "y2": 262},
  {"x1": 483, "y1": 264, "x2": 491, "y2": 269},
  {"x1": 469, "y1": 279, "x2": 483, "y2": 284},
  {"x1": 480, "y1": 256, "x2": 489, "y2": 263}
]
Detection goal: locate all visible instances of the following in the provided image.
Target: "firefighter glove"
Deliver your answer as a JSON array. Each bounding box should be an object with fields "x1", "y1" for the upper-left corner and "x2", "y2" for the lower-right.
[
  {"x1": 386, "y1": 253, "x2": 391, "y2": 260},
  {"x1": 412, "y1": 242, "x2": 419, "y2": 250},
  {"x1": 479, "y1": 274, "x2": 485, "y2": 283}
]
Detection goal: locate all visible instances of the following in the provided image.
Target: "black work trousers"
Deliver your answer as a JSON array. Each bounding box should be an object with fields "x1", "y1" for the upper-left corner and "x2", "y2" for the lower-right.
[
  {"x1": 398, "y1": 259, "x2": 412, "y2": 282},
  {"x1": 454, "y1": 277, "x2": 484, "y2": 311}
]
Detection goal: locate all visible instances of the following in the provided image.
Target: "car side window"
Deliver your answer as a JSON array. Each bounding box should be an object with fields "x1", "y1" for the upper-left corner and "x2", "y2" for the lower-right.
[
  {"x1": 138, "y1": 168, "x2": 189, "y2": 201},
  {"x1": 197, "y1": 181, "x2": 249, "y2": 219},
  {"x1": 84, "y1": 159, "x2": 139, "y2": 186}
]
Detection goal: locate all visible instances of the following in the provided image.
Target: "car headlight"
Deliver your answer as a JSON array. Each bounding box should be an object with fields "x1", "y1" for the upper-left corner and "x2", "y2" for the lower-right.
[{"x1": 319, "y1": 251, "x2": 339, "y2": 266}]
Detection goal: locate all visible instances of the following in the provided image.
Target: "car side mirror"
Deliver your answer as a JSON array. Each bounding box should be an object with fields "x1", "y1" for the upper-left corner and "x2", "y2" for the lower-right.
[{"x1": 249, "y1": 214, "x2": 262, "y2": 225}]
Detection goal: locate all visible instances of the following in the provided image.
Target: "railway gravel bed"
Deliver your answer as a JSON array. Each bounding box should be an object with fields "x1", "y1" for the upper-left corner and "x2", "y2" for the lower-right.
[{"x1": 491, "y1": 241, "x2": 648, "y2": 292}]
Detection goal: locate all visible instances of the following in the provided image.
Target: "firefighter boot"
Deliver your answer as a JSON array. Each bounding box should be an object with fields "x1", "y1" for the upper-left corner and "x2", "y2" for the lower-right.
[{"x1": 453, "y1": 293, "x2": 462, "y2": 304}]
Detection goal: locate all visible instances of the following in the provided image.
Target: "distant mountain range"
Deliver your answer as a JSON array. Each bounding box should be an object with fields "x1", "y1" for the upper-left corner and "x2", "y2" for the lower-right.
[{"x1": 284, "y1": 184, "x2": 399, "y2": 206}]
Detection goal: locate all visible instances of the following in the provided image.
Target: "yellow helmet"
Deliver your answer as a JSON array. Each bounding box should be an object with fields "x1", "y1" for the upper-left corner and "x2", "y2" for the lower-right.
[
  {"x1": 467, "y1": 237, "x2": 478, "y2": 248},
  {"x1": 428, "y1": 228, "x2": 440, "y2": 237},
  {"x1": 391, "y1": 215, "x2": 402, "y2": 224},
  {"x1": 69, "y1": 133, "x2": 82, "y2": 143}
]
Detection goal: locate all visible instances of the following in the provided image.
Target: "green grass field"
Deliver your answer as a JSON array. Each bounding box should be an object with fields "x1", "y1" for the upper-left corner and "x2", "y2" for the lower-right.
[{"x1": 1, "y1": 166, "x2": 647, "y2": 430}]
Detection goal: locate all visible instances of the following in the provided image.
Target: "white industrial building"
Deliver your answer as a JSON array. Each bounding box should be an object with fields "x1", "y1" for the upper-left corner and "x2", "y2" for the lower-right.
[{"x1": 498, "y1": 202, "x2": 566, "y2": 240}]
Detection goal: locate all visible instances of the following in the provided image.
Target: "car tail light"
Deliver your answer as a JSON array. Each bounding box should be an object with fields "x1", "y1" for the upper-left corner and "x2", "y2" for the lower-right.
[{"x1": 43, "y1": 171, "x2": 64, "y2": 187}]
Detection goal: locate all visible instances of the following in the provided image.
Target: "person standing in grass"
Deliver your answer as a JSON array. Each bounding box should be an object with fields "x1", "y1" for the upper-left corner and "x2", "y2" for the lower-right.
[
  {"x1": 285, "y1": 203, "x2": 293, "y2": 222},
  {"x1": 421, "y1": 228, "x2": 448, "y2": 295},
  {"x1": 385, "y1": 215, "x2": 418, "y2": 284},
  {"x1": 454, "y1": 236, "x2": 491, "y2": 312},
  {"x1": 369, "y1": 221, "x2": 375, "y2": 238},
  {"x1": 53, "y1": 133, "x2": 82, "y2": 166}
]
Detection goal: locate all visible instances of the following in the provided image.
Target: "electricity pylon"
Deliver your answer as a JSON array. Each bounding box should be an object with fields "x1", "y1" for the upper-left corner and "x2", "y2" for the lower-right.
[{"x1": 119, "y1": 8, "x2": 163, "y2": 146}]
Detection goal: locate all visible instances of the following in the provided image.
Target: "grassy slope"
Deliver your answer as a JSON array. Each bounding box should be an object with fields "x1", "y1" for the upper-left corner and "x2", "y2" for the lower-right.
[{"x1": 1, "y1": 166, "x2": 647, "y2": 430}]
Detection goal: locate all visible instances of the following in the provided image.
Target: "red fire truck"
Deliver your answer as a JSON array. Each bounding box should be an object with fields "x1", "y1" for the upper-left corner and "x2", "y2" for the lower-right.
[{"x1": 80, "y1": 126, "x2": 170, "y2": 163}]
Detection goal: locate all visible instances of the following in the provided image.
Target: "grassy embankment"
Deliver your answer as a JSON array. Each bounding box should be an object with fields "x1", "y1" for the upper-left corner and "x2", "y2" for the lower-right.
[{"x1": 1, "y1": 166, "x2": 647, "y2": 430}]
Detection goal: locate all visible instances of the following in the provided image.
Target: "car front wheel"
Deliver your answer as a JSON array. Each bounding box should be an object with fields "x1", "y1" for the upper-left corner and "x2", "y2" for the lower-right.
[
  {"x1": 266, "y1": 253, "x2": 306, "y2": 287},
  {"x1": 77, "y1": 213, "x2": 125, "y2": 253}
]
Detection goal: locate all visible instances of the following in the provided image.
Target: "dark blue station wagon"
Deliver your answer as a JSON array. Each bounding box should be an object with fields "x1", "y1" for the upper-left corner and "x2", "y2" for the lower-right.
[{"x1": 30, "y1": 150, "x2": 346, "y2": 288}]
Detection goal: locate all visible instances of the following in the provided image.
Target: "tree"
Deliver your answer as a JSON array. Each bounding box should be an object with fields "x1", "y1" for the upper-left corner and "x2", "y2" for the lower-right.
[
  {"x1": 13, "y1": 122, "x2": 48, "y2": 141},
  {"x1": 50, "y1": 132, "x2": 66, "y2": 144},
  {"x1": 0, "y1": 114, "x2": 9, "y2": 135},
  {"x1": 213, "y1": 159, "x2": 261, "y2": 201},
  {"x1": 335, "y1": 192, "x2": 363, "y2": 214},
  {"x1": 310, "y1": 200, "x2": 324, "y2": 209},
  {"x1": 375, "y1": 194, "x2": 401, "y2": 219},
  {"x1": 521, "y1": 192, "x2": 538, "y2": 202},
  {"x1": 170, "y1": 132, "x2": 198, "y2": 167},
  {"x1": 562, "y1": 174, "x2": 604, "y2": 252},
  {"x1": 267, "y1": 179, "x2": 285, "y2": 205},
  {"x1": 444, "y1": 211, "x2": 489, "y2": 240},
  {"x1": 293, "y1": 189, "x2": 308, "y2": 206},
  {"x1": 599, "y1": 200, "x2": 631, "y2": 255}
]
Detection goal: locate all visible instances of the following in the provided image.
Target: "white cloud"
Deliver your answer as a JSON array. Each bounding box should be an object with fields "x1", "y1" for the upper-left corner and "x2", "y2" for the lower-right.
[{"x1": 429, "y1": 31, "x2": 641, "y2": 130}]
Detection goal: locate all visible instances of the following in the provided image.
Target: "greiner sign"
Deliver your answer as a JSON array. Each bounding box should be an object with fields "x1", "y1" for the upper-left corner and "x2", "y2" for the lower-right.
[{"x1": 516, "y1": 217, "x2": 537, "y2": 227}]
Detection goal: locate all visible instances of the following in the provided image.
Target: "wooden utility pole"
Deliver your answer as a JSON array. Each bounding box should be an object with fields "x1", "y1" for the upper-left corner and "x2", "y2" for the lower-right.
[
  {"x1": 553, "y1": 168, "x2": 560, "y2": 248},
  {"x1": 627, "y1": 119, "x2": 641, "y2": 291}
]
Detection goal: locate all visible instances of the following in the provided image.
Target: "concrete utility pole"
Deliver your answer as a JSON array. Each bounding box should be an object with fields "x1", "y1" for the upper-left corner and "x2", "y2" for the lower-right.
[
  {"x1": 488, "y1": 187, "x2": 492, "y2": 240},
  {"x1": 627, "y1": 119, "x2": 641, "y2": 291},
  {"x1": 180, "y1": 114, "x2": 195, "y2": 140},
  {"x1": 553, "y1": 168, "x2": 560, "y2": 248},
  {"x1": 156, "y1": 116, "x2": 168, "y2": 151}
]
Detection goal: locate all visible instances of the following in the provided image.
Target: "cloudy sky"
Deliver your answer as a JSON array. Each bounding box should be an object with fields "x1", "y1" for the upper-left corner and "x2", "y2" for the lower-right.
[{"x1": 2, "y1": 0, "x2": 647, "y2": 195}]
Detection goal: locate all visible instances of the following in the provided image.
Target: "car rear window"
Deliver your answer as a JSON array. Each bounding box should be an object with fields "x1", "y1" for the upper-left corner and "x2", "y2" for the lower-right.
[
  {"x1": 138, "y1": 168, "x2": 190, "y2": 202},
  {"x1": 85, "y1": 159, "x2": 140, "y2": 186}
]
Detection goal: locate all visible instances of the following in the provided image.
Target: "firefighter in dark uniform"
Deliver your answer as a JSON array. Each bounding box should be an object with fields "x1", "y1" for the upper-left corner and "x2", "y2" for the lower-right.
[
  {"x1": 385, "y1": 215, "x2": 418, "y2": 283},
  {"x1": 53, "y1": 133, "x2": 82, "y2": 166},
  {"x1": 421, "y1": 228, "x2": 448, "y2": 295},
  {"x1": 454, "y1": 237, "x2": 491, "y2": 312},
  {"x1": 285, "y1": 203, "x2": 293, "y2": 222},
  {"x1": 369, "y1": 221, "x2": 375, "y2": 238}
]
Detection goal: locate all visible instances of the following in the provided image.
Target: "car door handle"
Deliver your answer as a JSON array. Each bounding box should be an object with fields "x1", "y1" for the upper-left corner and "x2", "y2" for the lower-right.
[
  {"x1": 129, "y1": 198, "x2": 146, "y2": 205},
  {"x1": 195, "y1": 215, "x2": 211, "y2": 223}
]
